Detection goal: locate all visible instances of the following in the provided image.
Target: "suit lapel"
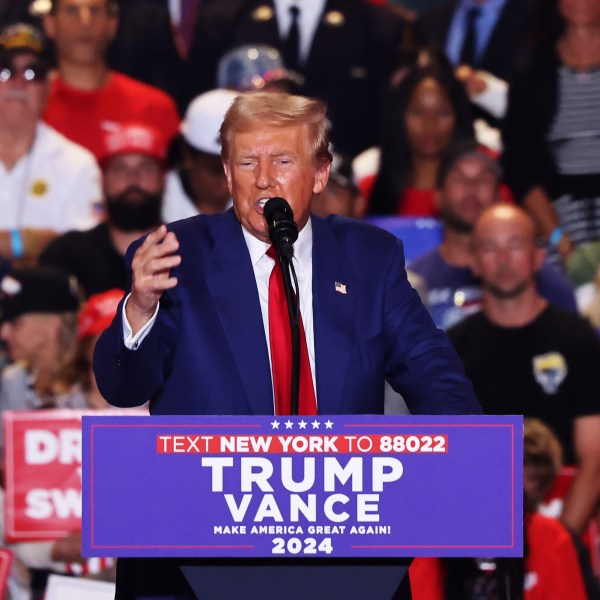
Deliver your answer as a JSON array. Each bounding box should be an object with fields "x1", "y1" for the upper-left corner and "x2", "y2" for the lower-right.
[
  {"x1": 205, "y1": 210, "x2": 274, "y2": 415},
  {"x1": 305, "y1": 0, "x2": 348, "y2": 70},
  {"x1": 311, "y1": 216, "x2": 356, "y2": 415}
]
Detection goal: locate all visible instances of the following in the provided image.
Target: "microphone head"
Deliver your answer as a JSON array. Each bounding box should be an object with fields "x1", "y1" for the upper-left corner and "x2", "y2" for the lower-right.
[
  {"x1": 263, "y1": 197, "x2": 293, "y2": 224},
  {"x1": 263, "y1": 197, "x2": 298, "y2": 258}
]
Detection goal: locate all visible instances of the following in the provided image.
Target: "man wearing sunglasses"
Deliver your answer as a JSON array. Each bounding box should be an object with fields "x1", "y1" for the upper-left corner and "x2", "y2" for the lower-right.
[{"x1": 0, "y1": 23, "x2": 101, "y2": 267}]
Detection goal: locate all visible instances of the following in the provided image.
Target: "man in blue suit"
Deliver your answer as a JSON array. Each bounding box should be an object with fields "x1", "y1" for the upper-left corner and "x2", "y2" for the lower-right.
[{"x1": 94, "y1": 92, "x2": 480, "y2": 599}]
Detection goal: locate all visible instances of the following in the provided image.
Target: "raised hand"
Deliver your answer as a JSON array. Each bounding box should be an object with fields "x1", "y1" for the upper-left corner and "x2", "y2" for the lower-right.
[{"x1": 126, "y1": 225, "x2": 181, "y2": 334}]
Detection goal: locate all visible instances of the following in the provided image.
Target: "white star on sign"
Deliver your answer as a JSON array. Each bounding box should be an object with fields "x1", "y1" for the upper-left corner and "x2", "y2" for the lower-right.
[
  {"x1": 324, "y1": 420, "x2": 334, "y2": 429},
  {"x1": 298, "y1": 420, "x2": 307, "y2": 429},
  {"x1": 285, "y1": 420, "x2": 294, "y2": 429},
  {"x1": 271, "y1": 420, "x2": 280, "y2": 429},
  {"x1": 311, "y1": 420, "x2": 320, "y2": 429}
]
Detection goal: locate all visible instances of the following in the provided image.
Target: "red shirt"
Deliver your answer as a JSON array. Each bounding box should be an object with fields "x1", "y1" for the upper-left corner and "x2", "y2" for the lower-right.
[
  {"x1": 44, "y1": 72, "x2": 180, "y2": 160},
  {"x1": 409, "y1": 513, "x2": 587, "y2": 600},
  {"x1": 359, "y1": 174, "x2": 440, "y2": 217},
  {"x1": 396, "y1": 186, "x2": 438, "y2": 217}
]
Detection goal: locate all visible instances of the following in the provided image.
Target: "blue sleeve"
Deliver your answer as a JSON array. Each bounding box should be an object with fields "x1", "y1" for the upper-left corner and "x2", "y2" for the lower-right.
[
  {"x1": 92, "y1": 237, "x2": 181, "y2": 408},
  {"x1": 537, "y1": 262, "x2": 578, "y2": 314},
  {"x1": 383, "y1": 238, "x2": 482, "y2": 415}
]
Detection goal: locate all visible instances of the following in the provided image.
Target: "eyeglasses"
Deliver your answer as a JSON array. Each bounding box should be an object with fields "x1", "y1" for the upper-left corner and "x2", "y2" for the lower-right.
[{"x1": 0, "y1": 63, "x2": 48, "y2": 84}]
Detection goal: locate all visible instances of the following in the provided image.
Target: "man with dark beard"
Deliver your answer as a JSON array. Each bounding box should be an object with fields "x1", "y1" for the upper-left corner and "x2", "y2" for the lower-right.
[
  {"x1": 408, "y1": 138, "x2": 576, "y2": 329},
  {"x1": 448, "y1": 204, "x2": 600, "y2": 539},
  {"x1": 39, "y1": 122, "x2": 167, "y2": 297}
]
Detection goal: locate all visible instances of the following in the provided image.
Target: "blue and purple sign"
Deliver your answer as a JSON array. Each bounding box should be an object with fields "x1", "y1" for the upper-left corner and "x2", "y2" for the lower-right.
[{"x1": 82, "y1": 414, "x2": 522, "y2": 558}]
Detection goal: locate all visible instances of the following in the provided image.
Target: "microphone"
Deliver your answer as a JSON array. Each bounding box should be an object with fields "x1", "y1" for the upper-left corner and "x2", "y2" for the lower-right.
[{"x1": 263, "y1": 197, "x2": 298, "y2": 260}]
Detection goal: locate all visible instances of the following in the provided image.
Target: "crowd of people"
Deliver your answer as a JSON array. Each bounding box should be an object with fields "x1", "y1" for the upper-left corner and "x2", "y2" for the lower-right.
[{"x1": 0, "y1": 0, "x2": 599, "y2": 598}]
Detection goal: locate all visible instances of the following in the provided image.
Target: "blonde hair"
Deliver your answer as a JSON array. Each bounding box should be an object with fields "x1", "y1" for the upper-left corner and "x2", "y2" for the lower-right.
[
  {"x1": 220, "y1": 92, "x2": 332, "y2": 165},
  {"x1": 49, "y1": 311, "x2": 84, "y2": 395},
  {"x1": 524, "y1": 418, "x2": 562, "y2": 471}
]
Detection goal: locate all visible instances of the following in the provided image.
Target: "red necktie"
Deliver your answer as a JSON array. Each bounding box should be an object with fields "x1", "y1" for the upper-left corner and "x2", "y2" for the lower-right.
[{"x1": 267, "y1": 246, "x2": 317, "y2": 416}]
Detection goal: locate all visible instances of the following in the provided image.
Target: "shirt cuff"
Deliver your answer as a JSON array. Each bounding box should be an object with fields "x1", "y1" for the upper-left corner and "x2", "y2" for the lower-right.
[
  {"x1": 122, "y1": 293, "x2": 160, "y2": 350},
  {"x1": 471, "y1": 71, "x2": 508, "y2": 119}
]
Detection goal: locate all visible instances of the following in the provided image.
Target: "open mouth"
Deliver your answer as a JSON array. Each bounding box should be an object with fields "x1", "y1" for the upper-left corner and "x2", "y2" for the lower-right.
[{"x1": 256, "y1": 198, "x2": 272, "y2": 213}]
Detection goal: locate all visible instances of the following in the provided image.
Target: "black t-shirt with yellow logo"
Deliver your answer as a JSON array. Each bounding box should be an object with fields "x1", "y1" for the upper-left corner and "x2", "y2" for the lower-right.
[{"x1": 448, "y1": 305, "x2": 600, "y2": 464}]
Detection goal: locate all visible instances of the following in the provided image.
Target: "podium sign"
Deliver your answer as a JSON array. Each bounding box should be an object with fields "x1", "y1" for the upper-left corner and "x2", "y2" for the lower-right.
[{"x1": 82, "y1": 414, "x2": 522, "y2": 558}]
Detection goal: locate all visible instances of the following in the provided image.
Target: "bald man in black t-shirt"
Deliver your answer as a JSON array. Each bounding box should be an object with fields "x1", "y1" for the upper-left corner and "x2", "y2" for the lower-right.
[{"x1": 449, "y1": 204, "x2": 600, "y2": 537}]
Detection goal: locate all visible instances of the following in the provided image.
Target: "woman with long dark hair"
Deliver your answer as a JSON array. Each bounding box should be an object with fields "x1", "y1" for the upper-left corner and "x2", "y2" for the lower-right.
[{"x1": 368, "y1": 61, "x2": 474, "y2": 216}]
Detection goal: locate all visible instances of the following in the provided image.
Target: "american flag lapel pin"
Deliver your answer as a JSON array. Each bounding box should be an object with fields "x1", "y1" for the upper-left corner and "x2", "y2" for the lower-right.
[{"x1": 335, "y1": 281, "x2": 347, "y2": 295}]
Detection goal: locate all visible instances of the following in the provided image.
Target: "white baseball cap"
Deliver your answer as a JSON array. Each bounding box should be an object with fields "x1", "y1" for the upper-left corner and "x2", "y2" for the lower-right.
[{"x1": 180, "y1": 89, "x2": 239, "y2": 155}]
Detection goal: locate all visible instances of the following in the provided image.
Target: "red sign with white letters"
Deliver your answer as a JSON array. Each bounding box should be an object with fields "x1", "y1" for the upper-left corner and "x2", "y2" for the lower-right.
[{"x1": 3, "y1": 409, "x2": 144, "y2": 543}]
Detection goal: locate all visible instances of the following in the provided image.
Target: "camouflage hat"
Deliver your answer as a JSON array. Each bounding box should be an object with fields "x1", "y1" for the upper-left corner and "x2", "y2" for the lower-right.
[{"x1": 0, "y1": 23, "x2": 45, "y2": 58}]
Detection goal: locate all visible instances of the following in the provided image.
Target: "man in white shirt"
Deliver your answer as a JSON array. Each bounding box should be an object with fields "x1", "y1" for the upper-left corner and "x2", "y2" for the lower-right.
[{"x1": 0, "y1": 23, "x2": 101, "y2": 266}]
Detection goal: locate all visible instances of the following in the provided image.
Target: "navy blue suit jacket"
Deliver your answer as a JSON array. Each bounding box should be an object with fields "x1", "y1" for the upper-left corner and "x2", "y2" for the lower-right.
[{"x1": 94, "y1": 209, "x2": 480, "y2": 416}]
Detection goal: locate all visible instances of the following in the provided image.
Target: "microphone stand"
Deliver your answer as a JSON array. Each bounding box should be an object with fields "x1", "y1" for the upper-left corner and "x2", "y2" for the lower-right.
[{"x1": 276, "y1": 246, "x2": 301, "y2": 416}]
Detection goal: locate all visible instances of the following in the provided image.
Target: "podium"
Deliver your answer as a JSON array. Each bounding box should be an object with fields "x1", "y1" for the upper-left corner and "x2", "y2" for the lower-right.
[
  {"x1": 82, "y1": 414, "x2": 522, "y2": 599},
  {"x1": 181, "y1": 560, "x2": 409, "y2": 599},
  {"x1": 114, "y1": 557, "x2": 409, "y2": 600}
]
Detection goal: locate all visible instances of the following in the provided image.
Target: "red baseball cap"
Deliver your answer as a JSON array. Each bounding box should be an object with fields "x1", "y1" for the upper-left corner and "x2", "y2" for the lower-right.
[
  {"x1": 77, "y1": 288, "x2": 124, "y2": 341},
  {"x1": 98, "y1": 123, "x2": 168, "y2": 167}
]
